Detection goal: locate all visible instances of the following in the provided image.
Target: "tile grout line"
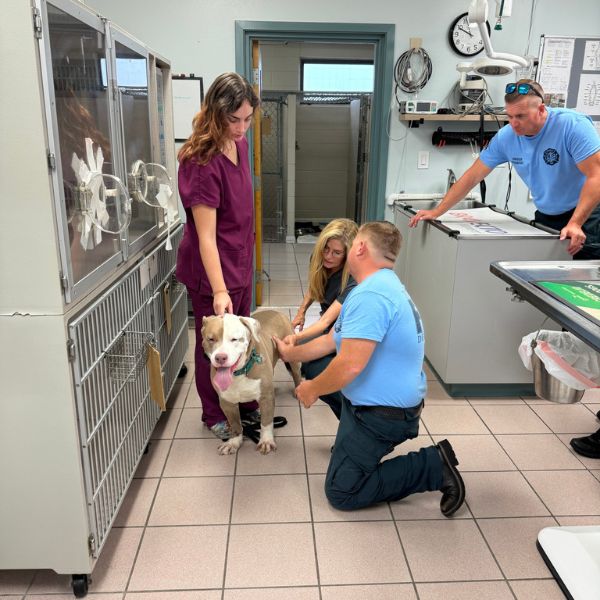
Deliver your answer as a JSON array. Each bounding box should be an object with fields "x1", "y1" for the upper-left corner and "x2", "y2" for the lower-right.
[
  {"x1": 218, "y1": 435, "x2": 241, "y2": 599},
  {"x1": 390, "y1": 509, "x2": 421, "y2": 599},
  {"x1": 291, "y1": 242, "x2": 323, "y2": 599},
  {"x1": 298, "y1": 401, "x2": 324, "y2": 599},
  {"x1": 470, "y1": 506, "x2": 520, "y2": 600},
  {"x1": 128, "y1": 394, "x2": 188, "y2": 596}
]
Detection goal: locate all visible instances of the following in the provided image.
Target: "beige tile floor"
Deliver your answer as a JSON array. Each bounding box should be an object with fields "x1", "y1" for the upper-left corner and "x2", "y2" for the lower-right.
[{"x1": 3, "y1": 242, "x2": 600, "y2": 599}]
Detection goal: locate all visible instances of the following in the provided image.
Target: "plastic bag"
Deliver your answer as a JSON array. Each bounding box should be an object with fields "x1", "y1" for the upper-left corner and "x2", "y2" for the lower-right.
[{"x1": 519, "y1": 330, "x2": 600, "y2": 390}]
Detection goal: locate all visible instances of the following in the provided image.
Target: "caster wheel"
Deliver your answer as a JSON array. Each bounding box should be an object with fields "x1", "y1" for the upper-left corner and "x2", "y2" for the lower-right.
[
  {"x1": 71, "y1": 574, "x2": 89, "y2": 598},
  {"x1": 178, "y1": 364, "x2": 188, "y2": 378},
  {"x1": 144, "y1": 442, "x2": 151, "y2": 455}
]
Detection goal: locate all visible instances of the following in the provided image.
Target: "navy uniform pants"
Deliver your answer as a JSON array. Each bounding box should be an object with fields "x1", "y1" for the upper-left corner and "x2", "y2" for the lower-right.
[{"x1": 325, "y1": 396, "x2": 444, "y2": 511}]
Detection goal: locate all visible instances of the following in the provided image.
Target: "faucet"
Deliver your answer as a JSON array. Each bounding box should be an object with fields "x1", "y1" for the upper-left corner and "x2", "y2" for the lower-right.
[{"x1": 446, "y1": 168, "x2": 457, "y2": 193}]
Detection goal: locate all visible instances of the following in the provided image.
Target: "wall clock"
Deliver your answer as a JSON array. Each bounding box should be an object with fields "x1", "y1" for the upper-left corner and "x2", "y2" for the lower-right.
[{"x1": 448, "y1": 12, "x2": 490, "y2": 57}]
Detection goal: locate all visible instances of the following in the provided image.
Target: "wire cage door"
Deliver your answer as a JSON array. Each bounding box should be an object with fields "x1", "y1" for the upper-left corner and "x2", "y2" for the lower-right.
[{"x1": 261, "y1": 96, "x2": 286, "y2": 242}]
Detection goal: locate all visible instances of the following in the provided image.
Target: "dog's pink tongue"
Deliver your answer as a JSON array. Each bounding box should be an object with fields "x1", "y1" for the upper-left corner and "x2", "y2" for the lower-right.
[{"x1": 214, "y1": 367, "x2": 233, "y2": 391}]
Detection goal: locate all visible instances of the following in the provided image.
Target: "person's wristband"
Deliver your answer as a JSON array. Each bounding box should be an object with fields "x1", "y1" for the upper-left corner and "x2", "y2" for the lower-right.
[{"x1": 212, "y1": 289, "x2": 229, "y2": 296}]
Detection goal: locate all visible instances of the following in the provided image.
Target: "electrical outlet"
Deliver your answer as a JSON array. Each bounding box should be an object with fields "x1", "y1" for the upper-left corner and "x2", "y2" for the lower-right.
[{"x1": 417, "y1": 151, "x2": 429, "y2": 169}]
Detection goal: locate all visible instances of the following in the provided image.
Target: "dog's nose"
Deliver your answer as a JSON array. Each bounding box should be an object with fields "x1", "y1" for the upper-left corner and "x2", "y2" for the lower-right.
[{"x1": 214, "y1": 353, "x2": 228, "y2": 366}]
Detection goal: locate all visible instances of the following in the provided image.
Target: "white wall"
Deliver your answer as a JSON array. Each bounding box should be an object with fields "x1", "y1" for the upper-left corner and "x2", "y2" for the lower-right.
[
  {"x1": 260, "y1": 41, "x2": 374, "y2": 91},
  {"x1": 87, "y1": 0, "x2": 600, "y2": 220}
]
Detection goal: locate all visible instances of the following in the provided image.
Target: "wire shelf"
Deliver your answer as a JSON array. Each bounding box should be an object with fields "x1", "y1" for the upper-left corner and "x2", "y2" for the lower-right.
[{"x1": 106, "y1": 331, "x2": 153, "y2": 383}]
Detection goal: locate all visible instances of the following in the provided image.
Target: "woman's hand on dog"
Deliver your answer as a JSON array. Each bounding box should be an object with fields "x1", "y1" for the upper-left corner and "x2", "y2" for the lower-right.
[
  {"x1": 213, "y1": 291, "x2": 233, "y2": 316},
  {"x1": 291, "y1": 312, "x2": 305, "y2": 331}
]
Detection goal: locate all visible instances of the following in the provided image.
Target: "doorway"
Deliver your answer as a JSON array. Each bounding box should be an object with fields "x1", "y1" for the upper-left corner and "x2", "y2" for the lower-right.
[
  {"x1": 261, "y1": 88, "x2": 372, "y2": 243},
  {"x1": 235, "y1": 21, "x2": 395, "y2": 227}
]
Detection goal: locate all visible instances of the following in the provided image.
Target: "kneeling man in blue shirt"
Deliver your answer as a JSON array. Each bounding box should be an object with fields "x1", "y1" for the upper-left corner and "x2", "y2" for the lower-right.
[{"x1": 274, "y1": 221, "x2": 465, "y2": 516}]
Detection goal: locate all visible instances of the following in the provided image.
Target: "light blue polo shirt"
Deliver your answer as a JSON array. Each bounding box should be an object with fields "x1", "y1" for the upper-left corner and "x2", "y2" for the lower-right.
[
  {"x1": 480, "y1": 107, "x2": 600, "y2": 215},
  {"x1": 332, "y1": 268, "x2": 426, "y2": 408}
]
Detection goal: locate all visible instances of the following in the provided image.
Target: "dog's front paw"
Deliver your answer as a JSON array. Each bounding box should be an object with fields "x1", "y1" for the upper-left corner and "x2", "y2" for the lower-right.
[
  {"x1": 217, "y1": 434, "x2": 243, "y2": 455},
  {"x1": 257, "y1": 439, "x2": 277, "y2": 454},
  {"x1": 256, "y1": 424, "x2": 276, "y2": 455}
]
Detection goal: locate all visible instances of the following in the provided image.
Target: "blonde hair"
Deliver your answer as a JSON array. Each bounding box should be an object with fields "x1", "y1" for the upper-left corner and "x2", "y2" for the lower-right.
[
  {"x1": 308, "y1": 219, "x2": 358, "y2": 303},
  {"x1": 177, "y1": 72, "x2": 259, "y2": 165},
  {"x1": 359, "y1": 221, "x2": 401, "y2": 262}
]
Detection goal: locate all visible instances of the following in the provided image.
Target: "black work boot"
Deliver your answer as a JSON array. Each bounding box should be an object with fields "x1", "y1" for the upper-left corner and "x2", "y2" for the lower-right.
[
  {"x1": 437, "y1": 439, "x2": 466, "y2": 517},
  {"x1": 570, "y1": 428, "x2": 600, "y2": 459}
]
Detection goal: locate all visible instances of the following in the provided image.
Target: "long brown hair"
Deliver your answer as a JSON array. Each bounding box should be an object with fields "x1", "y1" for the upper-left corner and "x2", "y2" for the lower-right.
[
  {"x1": 308, "y1": 219, "x2": 358, "y2": 303},
  {"x1": 56, "y1": 89, "x2": 112, "y2": 168},
  {"x1": 177, "y1": 72, "x2": 259, "y2": 165}
]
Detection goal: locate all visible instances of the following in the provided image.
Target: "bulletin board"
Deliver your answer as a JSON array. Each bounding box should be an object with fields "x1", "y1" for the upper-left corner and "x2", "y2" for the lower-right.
[
  {"x1": 172, "y1": 76, "x2": 204, "y2": 141},
  {"x1": 537, "y1": 35, "x2": 600, "y2": 135}
]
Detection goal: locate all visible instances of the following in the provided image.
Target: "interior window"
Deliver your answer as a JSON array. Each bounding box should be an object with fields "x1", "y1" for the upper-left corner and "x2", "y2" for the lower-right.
[{"x1": 301, "y1": 60, "x2": 374, "y2": 92}]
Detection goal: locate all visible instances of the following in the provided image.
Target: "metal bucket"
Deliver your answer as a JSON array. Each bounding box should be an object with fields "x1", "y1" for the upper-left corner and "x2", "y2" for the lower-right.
[{"x1": 531, "y1": 352, "x2": 584, "y2": 404}]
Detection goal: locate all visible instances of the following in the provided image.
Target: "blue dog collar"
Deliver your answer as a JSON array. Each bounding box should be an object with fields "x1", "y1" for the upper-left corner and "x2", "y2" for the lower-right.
[{"x1": 233, "y1": 348, "x2": 263, "y2": 376}]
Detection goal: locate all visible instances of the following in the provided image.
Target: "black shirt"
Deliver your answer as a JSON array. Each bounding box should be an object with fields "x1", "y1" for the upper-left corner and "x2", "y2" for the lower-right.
[{"x1": 321, "y1": 270, "x2": 357, "y2": 315}]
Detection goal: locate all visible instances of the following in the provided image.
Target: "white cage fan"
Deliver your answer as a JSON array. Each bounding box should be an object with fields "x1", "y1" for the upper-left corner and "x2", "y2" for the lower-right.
[
  {"x1": 129, "y1": 160, "x2": 178, "y2": 249},
  {"x1": 71, "y1": 137, "x2": 132, "y2": 250}
]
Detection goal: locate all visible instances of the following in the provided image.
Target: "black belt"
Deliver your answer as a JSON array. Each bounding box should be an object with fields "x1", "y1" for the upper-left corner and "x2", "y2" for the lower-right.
[{"x1": 356, "y1": 400, "x2": 424, "y2": 420}]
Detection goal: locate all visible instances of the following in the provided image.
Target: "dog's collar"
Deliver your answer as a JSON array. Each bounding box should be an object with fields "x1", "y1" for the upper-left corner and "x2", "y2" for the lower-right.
[{"x1": 233, "y1": 348, "x2": 263, "y2": 376}]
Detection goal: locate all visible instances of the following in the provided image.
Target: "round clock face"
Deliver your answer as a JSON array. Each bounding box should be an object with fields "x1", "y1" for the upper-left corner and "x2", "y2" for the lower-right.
[{"x1": 448, "y1": 12, "x2": 490, "y2": 57}]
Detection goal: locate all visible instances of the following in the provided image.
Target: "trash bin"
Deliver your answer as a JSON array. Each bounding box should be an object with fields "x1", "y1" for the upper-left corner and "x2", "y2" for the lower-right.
[
  {"x1": 530, "y1": 340, "x2": 584, "y2": 404},
  {"x1": 519, "y1": 331, "x2": 600, "y2": 404}
]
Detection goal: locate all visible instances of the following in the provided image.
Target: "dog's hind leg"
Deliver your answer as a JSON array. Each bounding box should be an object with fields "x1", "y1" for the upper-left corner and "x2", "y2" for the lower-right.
[
  {"x1": 217, "y1": 401, "x2": 243, "y2": 455},
  {"x1": 285, "y1": 361, "x2": 302, "y2": 388}
]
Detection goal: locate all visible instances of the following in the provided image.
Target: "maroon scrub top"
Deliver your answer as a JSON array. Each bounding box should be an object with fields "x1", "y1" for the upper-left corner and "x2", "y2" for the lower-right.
[{"x1": 176, "y1": 136, "x2": 255, "y2": 295}]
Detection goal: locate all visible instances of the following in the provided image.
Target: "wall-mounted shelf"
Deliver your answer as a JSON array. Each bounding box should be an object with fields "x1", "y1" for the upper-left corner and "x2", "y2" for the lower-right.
[{"x1": 399, "y1": 113, "x2": 508, "y2": 122}]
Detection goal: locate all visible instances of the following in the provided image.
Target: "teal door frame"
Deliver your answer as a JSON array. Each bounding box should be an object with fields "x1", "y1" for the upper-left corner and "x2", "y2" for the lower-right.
[{"x1": 235, "y1": 21, "x2": 395, "y2": 222}]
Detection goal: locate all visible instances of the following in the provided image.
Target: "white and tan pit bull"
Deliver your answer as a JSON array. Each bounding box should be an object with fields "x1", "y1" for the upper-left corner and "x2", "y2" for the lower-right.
[{"x1": 201, "y1": 310, "x2": 302, "y2": 455}]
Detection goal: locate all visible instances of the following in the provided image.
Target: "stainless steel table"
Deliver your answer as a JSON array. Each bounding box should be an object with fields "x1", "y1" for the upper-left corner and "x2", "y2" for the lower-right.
[
  {"x1": 490, "y1": 261, "x2": 600, "y2": 352},
  {"x1": 491, "y1": 260, "x2": 600, "y2": 600}
]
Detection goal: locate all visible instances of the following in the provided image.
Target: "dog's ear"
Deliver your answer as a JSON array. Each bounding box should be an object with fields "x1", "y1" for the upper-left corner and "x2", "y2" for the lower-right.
[{"x1": 239, "y1": 316, "x2": 261, "y2": 344}]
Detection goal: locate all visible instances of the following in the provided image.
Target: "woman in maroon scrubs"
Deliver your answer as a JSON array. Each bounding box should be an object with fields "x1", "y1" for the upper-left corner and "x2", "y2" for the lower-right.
[{"x1": 176, "y1": 73, "x2": 260, "y2": 439}]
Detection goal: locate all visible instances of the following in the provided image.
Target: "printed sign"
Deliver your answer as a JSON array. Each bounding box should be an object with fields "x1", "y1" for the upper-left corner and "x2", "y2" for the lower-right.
[
  {"x1": 438, "y1": 207, "x2": 552, "y2": 236},
  {"x1": 535, "y1": 280, "x2": 600, "y2": 325}
]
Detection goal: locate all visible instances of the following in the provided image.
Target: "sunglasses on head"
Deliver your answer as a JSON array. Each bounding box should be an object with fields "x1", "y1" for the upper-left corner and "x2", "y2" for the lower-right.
[{"x1": 505, "y1": 82, "x2": 544, "y2": 101}]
